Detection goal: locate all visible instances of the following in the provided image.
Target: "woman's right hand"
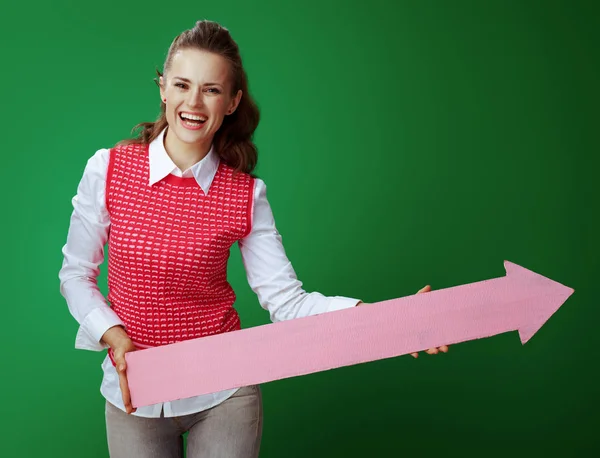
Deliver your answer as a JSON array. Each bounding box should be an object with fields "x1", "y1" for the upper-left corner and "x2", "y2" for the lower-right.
[{"x1": 101, "y1": 325, "x2": 137, "y2": 414}]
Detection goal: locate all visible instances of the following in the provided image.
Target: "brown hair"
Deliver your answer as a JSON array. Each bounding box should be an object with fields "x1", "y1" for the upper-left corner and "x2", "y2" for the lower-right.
[{"x1": 116, "y1": 20, "x2": 260, "y2": 175}]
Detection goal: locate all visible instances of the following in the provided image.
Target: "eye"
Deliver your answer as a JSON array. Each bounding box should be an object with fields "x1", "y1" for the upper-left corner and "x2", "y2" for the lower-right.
[
  {"x1": 174, "y1": 82, "x2": 186, "y2": 89},
  {"x1": 206, "y1": 87, "x2": 221, "y2": 94}
]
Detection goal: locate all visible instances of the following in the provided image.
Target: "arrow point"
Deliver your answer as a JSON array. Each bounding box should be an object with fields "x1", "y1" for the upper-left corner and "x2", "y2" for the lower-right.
[{"x1": 503, "y1": 260, "x2": 575, "y2": 344}]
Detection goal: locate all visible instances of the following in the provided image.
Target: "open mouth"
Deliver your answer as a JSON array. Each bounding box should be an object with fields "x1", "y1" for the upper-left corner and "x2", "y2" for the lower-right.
[{"x1": 179, "y1": 112, "x2": 207, "y2": 128}]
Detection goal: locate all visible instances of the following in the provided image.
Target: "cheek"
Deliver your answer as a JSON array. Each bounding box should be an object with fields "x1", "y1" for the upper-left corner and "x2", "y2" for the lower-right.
[
  {"x1": 167, "y1": 108, "x2": 178, "y2": 124},
  {"x1": 211, "y1": 97, "x2": 229, "y2": 114}
]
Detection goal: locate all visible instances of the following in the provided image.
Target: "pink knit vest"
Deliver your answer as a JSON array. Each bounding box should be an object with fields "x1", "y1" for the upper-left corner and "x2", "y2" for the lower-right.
[{"x1": 104, "y1": 143, "x2": 254, "y2": 362}]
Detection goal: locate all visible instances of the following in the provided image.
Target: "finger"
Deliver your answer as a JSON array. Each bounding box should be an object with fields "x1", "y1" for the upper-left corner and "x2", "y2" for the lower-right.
[
  {"x1": 426, "y1": 348, "x2": 439, "y2": 355},
  {"x1": 117, "y1": 363, "x2": 130, "y2": 411},
  {"x1": 417, "y1": 285, "x2": 431, "y2": 294},
  {"x1": 116, "y1": 360, "x2": 136, "y2": 414},
  {"x1": 411, "y1": 352, "x2": 418, "y2": 358},
  {"x1": 439, "y1": 345, "x2": 449, "y2": 353},
  {"x1": 119, "y1": 371, "x2": 136, "y2": 414}
]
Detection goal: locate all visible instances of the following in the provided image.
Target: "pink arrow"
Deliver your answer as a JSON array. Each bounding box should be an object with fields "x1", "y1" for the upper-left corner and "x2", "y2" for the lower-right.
[{"x1": 125, "y1": 260, "x2": 574, "y2": 408}]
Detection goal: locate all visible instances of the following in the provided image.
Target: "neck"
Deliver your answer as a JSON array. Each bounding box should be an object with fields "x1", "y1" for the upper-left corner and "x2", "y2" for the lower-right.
[{"x1": 163, "y1": 127, "x2": 211, "y2": 171}]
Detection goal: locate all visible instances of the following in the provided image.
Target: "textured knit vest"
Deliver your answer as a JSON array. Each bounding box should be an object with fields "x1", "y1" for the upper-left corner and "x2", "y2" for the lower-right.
[{"x1": 105, "y1": 142, "x2": 254, "y2": 359}]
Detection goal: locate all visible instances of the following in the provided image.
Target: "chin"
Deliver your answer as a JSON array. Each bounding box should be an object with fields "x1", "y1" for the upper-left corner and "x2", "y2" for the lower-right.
[{"x1": 174, "y1": 123, "x2": 208, "y2": 141}]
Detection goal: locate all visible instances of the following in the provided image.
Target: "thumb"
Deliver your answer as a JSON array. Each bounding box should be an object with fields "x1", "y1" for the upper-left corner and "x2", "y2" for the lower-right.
[
  {"x1": 417, "y1": 285, "x2": 431, "y2": 294},
  {"x1": 114, "y1": 355, "x2": 127, "y2": 373}
]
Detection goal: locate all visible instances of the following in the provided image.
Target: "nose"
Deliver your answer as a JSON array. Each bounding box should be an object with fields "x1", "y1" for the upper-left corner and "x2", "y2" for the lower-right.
[{"x1": 187, "y1": 87, "x2": 204, "y2": 108}]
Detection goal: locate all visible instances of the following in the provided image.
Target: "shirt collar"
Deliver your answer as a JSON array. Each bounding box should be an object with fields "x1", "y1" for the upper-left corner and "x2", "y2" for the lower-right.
[{"x1": 148, "y1": 127, "x2": 220, "y2": 193}]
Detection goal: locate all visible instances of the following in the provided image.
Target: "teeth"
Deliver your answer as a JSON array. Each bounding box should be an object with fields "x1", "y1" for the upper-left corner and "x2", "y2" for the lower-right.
[{"x1": 181, "y1": 113, "x2": 206, "y2": 121}]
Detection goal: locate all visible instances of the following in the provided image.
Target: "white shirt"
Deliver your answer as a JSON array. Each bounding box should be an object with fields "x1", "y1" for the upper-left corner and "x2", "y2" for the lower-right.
[{"x1": 59, "y1": 127, "x2": 361, "y2": 417}]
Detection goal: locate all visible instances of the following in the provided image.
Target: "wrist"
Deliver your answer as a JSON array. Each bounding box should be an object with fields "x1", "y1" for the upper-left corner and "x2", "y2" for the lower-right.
[{"x1": 101, "y1": 325, "x2": 130, "y2": 349}]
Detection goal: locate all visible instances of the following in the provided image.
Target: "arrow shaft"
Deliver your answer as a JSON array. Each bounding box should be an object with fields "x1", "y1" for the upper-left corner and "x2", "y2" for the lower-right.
[{"x1": 126, "y1": 271, "x2": 564, "y2": 407}]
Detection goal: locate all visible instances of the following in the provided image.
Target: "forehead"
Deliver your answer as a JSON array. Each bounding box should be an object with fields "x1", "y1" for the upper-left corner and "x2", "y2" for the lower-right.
[{"x1": 168, "y1": 48, "x2": 231, "y2": 84}]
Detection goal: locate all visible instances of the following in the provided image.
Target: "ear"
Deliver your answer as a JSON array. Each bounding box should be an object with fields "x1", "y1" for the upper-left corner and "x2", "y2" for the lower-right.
[
  {"x1": 227, "y1": 90, "x2": 243, "y2": 115},
  {"x1": 159, "y1": 76, "x2": 165, "y2": 101}
]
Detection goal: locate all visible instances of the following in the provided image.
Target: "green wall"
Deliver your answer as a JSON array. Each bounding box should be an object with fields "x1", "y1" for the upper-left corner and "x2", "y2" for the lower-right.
[{"x1": 2, "y1": 0, "x2": 598, "y2": 456}]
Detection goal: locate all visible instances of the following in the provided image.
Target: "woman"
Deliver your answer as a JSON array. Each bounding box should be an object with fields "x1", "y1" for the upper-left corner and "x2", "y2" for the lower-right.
[{"x1": 59, "y1": 20, "x2": 447, "y2": 458}]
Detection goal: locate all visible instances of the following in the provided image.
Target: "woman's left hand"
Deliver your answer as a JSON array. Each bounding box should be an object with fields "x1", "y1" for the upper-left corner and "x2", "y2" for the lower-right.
[
  {"x1": 357, "y1": 285, "x2": 450, "y2": 358},
  {"x1": 409, "y1": 285, "x2": 449, "y2": 358}
]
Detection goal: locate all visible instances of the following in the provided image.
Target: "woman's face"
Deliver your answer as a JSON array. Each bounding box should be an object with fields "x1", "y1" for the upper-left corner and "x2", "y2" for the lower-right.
[{"x1": 160, "y1": 48, "x2": 242, "y2": 155}]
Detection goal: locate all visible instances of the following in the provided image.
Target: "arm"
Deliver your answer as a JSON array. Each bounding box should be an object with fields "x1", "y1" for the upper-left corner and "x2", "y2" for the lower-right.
[
  {"x1": 58, "y1": 148, "x2": 125, "y2": 351},
  {"x1": 238, "y1": 179, "x2": 362, "y2": 322}
]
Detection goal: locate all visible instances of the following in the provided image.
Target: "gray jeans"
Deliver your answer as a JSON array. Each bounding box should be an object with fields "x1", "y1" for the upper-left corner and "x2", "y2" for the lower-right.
[{"x1": 105, "y1": 385, "x2": 263, "y2": 458}]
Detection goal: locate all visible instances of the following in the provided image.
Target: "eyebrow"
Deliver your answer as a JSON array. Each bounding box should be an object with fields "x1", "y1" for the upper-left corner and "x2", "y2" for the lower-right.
[{"x1": 173, "y1": 77, "x2": 223, "y2": 86}]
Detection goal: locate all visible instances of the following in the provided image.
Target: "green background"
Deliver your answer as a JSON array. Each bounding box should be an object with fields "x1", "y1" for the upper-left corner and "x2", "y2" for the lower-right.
[{"x1": 2, "y1": 0, "x2": 598, "y2": 456}]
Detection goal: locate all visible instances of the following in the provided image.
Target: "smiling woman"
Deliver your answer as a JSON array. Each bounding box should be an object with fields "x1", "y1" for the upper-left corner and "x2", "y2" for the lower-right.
[{"x1": 58, "y1": 18, "x2": 444, "y2": 458}]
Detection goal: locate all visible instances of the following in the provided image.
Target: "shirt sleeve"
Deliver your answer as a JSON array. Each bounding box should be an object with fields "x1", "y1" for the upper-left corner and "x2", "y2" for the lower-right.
[
  {"x1": 58, "y1": 148, "x2": 125, "y2": 351},
  {"x1": 238, "y1": 178, "x2": 361, "y2": 322}
]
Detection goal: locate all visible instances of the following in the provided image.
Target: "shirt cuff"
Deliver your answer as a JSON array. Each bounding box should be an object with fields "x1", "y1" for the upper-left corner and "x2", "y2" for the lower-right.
[
  {"x1": 327, "y1": 296, "x2": 363, "y2": 313},
  {"x1": 75, "y1": 306, "x2": 125, "y2": 351}
]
